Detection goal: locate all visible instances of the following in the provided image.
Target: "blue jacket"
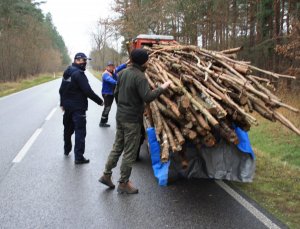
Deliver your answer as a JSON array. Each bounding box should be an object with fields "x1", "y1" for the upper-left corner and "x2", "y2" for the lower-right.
[
  {"x1": 102, "y1": 63, "x2": 127, "y2": 95},
  {"x1": 59, "y1": 63, "x2": 103, "y2": 111}
]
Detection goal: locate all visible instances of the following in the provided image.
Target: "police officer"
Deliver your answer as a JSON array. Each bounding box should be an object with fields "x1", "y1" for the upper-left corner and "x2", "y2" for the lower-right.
[
  {"x1": 99, "y1": 61, "x2": 127, "y2": 127},
  {"x1": 59, "y1": 53, "x2": 104, "y2": 164}
]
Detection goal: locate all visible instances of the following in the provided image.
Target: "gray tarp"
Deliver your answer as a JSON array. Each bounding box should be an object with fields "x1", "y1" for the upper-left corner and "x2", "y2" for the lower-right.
[{"x1": 168, "y1": 139, "x2": 256, "y2": 183}]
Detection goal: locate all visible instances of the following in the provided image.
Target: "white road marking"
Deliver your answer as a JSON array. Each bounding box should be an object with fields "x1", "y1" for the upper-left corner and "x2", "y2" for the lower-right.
[
  {"x1": 12, "y1": 128, "x2": 43, "y2": 163},
  {"x1": 215, "y1": 180, "x2": 281, "y2": 229},
  {"x1": 13, "y1": 106, "x2": 58, "y2": 163},
  {"x1": 45, "y1": 107, "x2": 58, "y2": 121}
]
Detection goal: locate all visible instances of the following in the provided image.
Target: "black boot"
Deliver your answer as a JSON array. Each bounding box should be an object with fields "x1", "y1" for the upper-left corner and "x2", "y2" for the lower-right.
[
  {"x1": 64, "y1": 144, "x2": 72, "y2": 156},
  {"x1": 75, "y1": 157, "x2": 90, "y2": 164},
  {"x1": 99, "y1": 123, "x2": 110, "y2": 128}
]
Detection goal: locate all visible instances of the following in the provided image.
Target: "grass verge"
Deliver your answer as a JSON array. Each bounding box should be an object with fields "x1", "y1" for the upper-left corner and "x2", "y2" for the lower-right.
[
  {"x1": 89, "y1": 68, "x2": 103, "y2": 81},
  {"x1": 0, "y1": 73, "x2": 61, "y2": 98},
  {"x1": 234, "y1": 148, "x2": 300, "y2": 228},
  {"x1": 233, "y1": 92, "x2": 300, "y2": 228}
]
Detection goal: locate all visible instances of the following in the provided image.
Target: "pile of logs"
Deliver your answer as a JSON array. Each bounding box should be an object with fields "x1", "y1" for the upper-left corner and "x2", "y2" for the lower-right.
[{"x1": 142, "y1": 45, "x2": 300, "y2": 163}]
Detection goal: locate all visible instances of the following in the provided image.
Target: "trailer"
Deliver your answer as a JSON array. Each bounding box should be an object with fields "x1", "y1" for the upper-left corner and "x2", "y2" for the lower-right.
[{"x1": 128, "y1": 34, "x2": 256, "y2": 186}]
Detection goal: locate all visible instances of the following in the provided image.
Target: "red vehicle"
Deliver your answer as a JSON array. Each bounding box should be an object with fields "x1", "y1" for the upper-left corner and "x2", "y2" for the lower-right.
[{"x1": 127, "y1": 34, "x2": 178, "y2": 52}]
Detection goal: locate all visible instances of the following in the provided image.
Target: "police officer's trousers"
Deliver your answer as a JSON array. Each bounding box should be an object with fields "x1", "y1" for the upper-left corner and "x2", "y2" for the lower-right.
[{"x1": 63, "y1": 110, "x2": 87, "y2": 160}]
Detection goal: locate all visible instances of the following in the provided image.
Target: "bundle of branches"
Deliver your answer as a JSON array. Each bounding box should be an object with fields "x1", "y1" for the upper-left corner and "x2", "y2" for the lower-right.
[{"x1": 142, "y1": 45, "x2": 300, "y2": 163}]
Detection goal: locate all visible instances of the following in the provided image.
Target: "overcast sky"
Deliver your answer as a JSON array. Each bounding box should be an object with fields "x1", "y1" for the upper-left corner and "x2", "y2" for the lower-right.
[{"x1": 40, "y1": 0, "x2": 115, "y2": 58}]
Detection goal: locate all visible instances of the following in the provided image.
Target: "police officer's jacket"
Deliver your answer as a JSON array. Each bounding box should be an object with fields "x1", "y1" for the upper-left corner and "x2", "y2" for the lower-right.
[{"x1": 59, "y1": 63, "x2": 103, "y2": 111}]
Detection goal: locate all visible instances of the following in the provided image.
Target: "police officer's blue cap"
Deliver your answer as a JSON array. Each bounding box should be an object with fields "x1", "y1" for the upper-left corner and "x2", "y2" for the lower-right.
[
  {"x1": 107, "y1": 61, "x2": 115, "y2": 66},
  {"x1": 74, "y1": 52, "x2": 91, "y2": 60}
]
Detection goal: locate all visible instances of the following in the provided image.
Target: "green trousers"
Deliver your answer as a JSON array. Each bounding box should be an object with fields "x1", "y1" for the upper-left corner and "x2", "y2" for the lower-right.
[{"x1": 104, "y1": 121, "x2": 141, "y2": 183}]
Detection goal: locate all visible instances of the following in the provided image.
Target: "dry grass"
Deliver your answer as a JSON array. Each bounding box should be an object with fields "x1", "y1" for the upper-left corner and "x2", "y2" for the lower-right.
[
  {"x1": 0, "y1": 73, "x2": 61, "y2": 97},
  {"x1": 275, "y1": 91, "x2": 300, "y2": 129},
  {"x1": 89, "y1": 68, "x2": 103, "y2": 81}
]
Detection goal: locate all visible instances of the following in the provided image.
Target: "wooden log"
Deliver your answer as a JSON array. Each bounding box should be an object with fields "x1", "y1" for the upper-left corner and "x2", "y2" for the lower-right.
[
  {"x1": 188, "y1": 84, "x2": 198, "y2": 96},
  {"x1": 247, "y1": 99, "x2": 254, "y2": 113},
  {"x1": 183, "y1": 74, "x2": 227, "y2": 118},
  {"x1": 219, "y1": 121, "x2": 239, "y2": 145},
  {"x1": 150, "y1": 102, "x2": 163, "y2": 135},
  {"x1": 194, "y1": 45, "x2": 296, "y2": 79},
  {"x1": 226, "y1": 61, "x2": 251, "y2": 75},
  {"x1": 181, "y1": 127, "x2": 198, "y2": 140},
  {"x1": 160, "y1": 94, "x2": 181, "y2": 117},
  {"x1": 204, "y1": 62, "x2": 298, "y2": 114},
  {"x1": 155, "y1": 61, "x2": 182, "y2": 92},
  {"x1": 223, "y1": 105, "x2": 252, "y2": 131},
  {"x1": 228, "y1": 91, "x2": 248, "y2": 106},
  {"x1": 160, "y1": 129, "x2": 170, "y2": 163},
  {"x1": 221, "y1": 46, "x2": 243, "y2": 54},
  {"x1": 179, "y1": 95, "x2": 190, "y2": 109},
  {"x1": 161, "y1": 71, "x2": 220, "y2": 127},
  {"x1": 145, "y1": 73, "x2": 156, "y2": 89},
  {"x1": 185, "y1": 109, "x2": 198, "y2": 126},
  {"x1": 156, "y1": 100, "x2": 180, "y2": 122},
  {"x1": 143, "y1": 116, "x2": 152, "y2": 129},
  {"x1": 273, "y1": 111, "x2": 300, "y2": 135},
  {"x1": 245, "y1": 75, "x2": 280, "y2": 101},
  {"x1": 195, "y1": 126, "x2": 208, "y2": 136},
  {"x1": 166, "y1": 119, "x2": 185, "y2": 145},
  {"x1": 252, "y1": 103, "x2": 275, "y2": 121},
  {"x1": 184, "y1": 121, "x2": 194, "y2": 129},
  {"x1": 223, "y1": 53, "x2": 237, "y2": 60},
  {"x1": 202, "y1": 133, "x2": 217, "y2": 147},
  {"x1": 144, "y1": 104, "x2": 154, "y2": 126},
  {"x1": 190, "y1": 105, "x2": 211, "y2": 131},
  {"x1": 162, "y1": 118, "x2": 181, "y2": 152},
  {"x1": 183, "y1": 87, "x2": 220, "y2": 127}
]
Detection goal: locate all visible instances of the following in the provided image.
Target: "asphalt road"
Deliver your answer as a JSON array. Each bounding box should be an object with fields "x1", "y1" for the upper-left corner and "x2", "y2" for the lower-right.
[{"x1": 0, "y1": 71, "x2": 286, "y2": 229}]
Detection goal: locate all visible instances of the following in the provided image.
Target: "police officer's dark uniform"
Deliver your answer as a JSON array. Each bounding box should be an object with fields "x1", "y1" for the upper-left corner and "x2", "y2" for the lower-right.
[{"x1": 59, "y1": 53, "x2": 103, "y2": 164}]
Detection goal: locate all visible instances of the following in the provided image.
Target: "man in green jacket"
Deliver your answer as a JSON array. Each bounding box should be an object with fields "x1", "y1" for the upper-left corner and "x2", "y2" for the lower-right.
[{"x1": 99, "y1": 49, "x2": 171, "y2": 194}]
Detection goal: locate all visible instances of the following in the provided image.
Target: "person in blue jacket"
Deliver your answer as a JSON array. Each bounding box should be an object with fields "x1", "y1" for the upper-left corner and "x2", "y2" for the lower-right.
[
  {"x1": 99, "y1": 61, "x2": 127, "y2": 127},
  {"x1": 59, "y1": 53, "x2": 104, "y2": 164}
]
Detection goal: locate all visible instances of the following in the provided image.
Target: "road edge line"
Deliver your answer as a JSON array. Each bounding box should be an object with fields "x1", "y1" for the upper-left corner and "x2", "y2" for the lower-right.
[{"x1": 215, "y1": 180, "x2": 281, "y2": 229}]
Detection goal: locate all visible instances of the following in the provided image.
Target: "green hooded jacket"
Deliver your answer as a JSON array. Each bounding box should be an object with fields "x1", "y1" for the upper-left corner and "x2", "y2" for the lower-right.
[{"x1": 114, "y1": 63, "x2": 164, "y2": 123}]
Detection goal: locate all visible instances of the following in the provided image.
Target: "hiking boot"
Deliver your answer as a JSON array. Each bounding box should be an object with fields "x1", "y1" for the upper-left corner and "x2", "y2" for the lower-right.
[
  {"x1": 98, "y1": 174, "x2": 115, "y2": 189},
  {"x1": 117, "y1": 181, "x2": 139, "y2": 194},
  {"x1": 75, "y1": 157, "x2": 90, "y2": 164},
  {"x1": 99, "y1": 123, "x2": 110, "y2": 128}
]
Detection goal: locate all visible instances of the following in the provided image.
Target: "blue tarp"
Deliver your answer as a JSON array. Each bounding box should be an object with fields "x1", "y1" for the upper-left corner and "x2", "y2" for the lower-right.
[
  {"x1": 148, "y1": 126, "x2": 255, "y2": 186},
  {"x1": 147, "y1": 127, "x2": 170, "y2": 186},
  {"x1": 234, "y1": 126, "x2": 255, "y2": 159}
]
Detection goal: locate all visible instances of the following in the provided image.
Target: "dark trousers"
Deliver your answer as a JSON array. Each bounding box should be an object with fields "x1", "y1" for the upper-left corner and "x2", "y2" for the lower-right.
[
  {"x1": 63, "y1": 110, "x2": 87, "y2": 160},
  {"x1": 100, "y1": 94, "x2": 114, "y2": 124}
]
